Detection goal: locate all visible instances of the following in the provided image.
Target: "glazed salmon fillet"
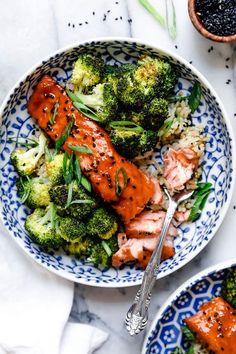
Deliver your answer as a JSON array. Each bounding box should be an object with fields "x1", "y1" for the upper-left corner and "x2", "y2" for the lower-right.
[
  {"x1": 185, "y1": 297, "x2": 236, "y2": 354},
  {"x1": 27, "y1": 75, "x2": 154, "y2": 223}
]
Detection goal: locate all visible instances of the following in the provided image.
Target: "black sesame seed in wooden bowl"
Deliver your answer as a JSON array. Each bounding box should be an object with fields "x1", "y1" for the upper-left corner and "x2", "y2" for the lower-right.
[{"x1": 188, "y1": 0, "x2": 236, "y2": 43}]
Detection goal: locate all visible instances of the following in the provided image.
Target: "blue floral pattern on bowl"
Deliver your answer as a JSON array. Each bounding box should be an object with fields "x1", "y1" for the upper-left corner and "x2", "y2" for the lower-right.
[
  {"x1": 143, "y1": 260, "x2": 236, "y2": 353},
  {"x1": 0, "y1": 39, "x2": 234, "y2": 287}
]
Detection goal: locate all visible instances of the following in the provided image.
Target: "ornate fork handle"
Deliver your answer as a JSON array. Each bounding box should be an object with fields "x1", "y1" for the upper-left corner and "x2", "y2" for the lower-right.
[{"x1": 126, "y1": 190, "x2": 178, "y2": 336}]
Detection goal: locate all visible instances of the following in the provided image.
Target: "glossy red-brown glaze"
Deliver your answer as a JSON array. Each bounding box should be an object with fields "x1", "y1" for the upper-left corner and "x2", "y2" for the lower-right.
[
  {"x1": 27, "y1": 75, "x2": 155, "y2": 223},
  {"x1": 185, "y1": 297, "x2": 236, "y2": 353}
]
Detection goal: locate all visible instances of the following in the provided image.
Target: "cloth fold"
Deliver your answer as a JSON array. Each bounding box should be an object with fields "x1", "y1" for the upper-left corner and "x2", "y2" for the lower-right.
[{"x1": 0, "y1": 220, "x2": 108, "y2": 354}]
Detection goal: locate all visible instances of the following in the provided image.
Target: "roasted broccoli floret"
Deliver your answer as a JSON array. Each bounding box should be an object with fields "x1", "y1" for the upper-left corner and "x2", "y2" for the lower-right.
[
  {"x1": 137, "y1": 55, "x2": 177, "y2": 98},
  {"x1": 71, "y1": 53, "x2": 105, "y2": 92},
  {"x1": 118, "y1": 110, "x2": 144, "y2": 125},
  {"x1": 87, "y1": 207, "x2": 118, "y2": 240},
  {"x1": 64, "y1": 238, "x2": 95, "y2": 259},
  {"x1": 75, "y1": 83, "x2": 118, "y2": 123},
  {"x1": 221, "y1": 269, "x2": 236, "y2": 309},
  {"x1": 49, "y1": 182, "x2": 98, "y2": 220},
  {"x1": 25, "y1": 203, "x2": 64, "y2": 249},
  {"x1": 117, "y1": 55, "x2": 176, "y2": 107},
  {"x1": 104, "y1": 63, "x2": 137, "y2": 95},
  {"x1": 11, "y1": 133, "x2": 47, "y2": 176},
  {"x1": 89, "y1": 236, "x2": 119, "y2": 267},
  {"x1": 58, "y1": 217, "x2": 87, "y2": 243},
  {"x1": 142, "y1": 98, "x2": 169, "y2": 130},
  {"x1": 110, "y1": 129, "x2": 158, "y2": 159},
  {"x1": 45, "y1": 153, "x2": 64, "y2": 186},
  {"x1": 16, "y1": 176, "x2": 51, "y2": 209}
]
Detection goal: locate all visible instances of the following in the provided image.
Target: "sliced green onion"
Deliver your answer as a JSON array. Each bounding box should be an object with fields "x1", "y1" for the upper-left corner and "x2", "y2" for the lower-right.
[
  {"x1": 188, "y1": 81, "x2": 202, "y2": 113},
  {"x1": 50, "y1": 203, "x2": 58, "y2": 230},
  {"x1": 74, "y1": 156, "x2": 82, "y2": 185},
  {"x1": 49, "y1": 100, "x2": 59, "y2": 125},
  {"x1": 165, "y1": 0, "x2": 177, "y2": 40},
  {"x1": 66, "y1": 89, "x2": 81, "y2": 102},
  {"x1": 109, "y1": 121, "x2": 144, "y2": 133},
  {"x1": 66, "y1": 89, "x2": 102, "y2": 122},
  {"x1": 188, "y1": 182, "x2": 212, "y2": 222},
  {"x1": 62, "y1": 151, "x2": 74, "y2": 185},
  {"x1": 66, "y1": 182, "x2": 74, "y2": 208},
  {"x1": 69, "y1": 199, "x2": 94, "y2": 205},
  {"x1": 44, "y1": 145, "x2": 54, "y2": 162},
  {"x1": 69, "y1": 144, "x2": 93, "y2": 154},
  {"x1": 101, "y1": 240, "x2": 112, "y2": 257},
  {"x1": 55, "y1": 116, "x2": 74, "y2": 154},
  {"x1": 19, "y1": 176, "x2": 31, "y2": 203},
  {"x1": 9, "y1": 137, "x2": 38, "y2": 148},
  {"x1": 115, "y1": 167, "x2": 128, "y2": 197},
  {"x1": 80, "y1": 175, "x2": 92, "y2": 192},
  {"x1": 181, "y1": 326, "x2": 195, "y2": 342},
  {"x1": 158, "y1": 119, "x2": 173, "y2": 138},
  {"x1": 73, "y1": 102, "x2": 102, "y2": 122},
  {"x1": 139, "y1": 0, "x2": 165, "y2": 27}
]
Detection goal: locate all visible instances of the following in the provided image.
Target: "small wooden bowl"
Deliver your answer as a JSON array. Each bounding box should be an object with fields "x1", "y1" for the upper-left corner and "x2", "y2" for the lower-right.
[{"x1": 188, "y1": 0, "x2": 236, "y2": 43}]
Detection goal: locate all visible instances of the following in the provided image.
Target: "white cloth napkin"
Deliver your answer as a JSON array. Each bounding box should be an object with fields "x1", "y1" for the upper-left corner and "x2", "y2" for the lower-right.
[{"x1": 0, "y1": 220, "x2": 108, "y2": 354}]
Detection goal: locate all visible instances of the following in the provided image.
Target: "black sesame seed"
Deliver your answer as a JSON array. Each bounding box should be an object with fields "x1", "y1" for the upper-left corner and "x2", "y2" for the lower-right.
[{"x1": 93, "y1": 11, "x2": 95, "y2": 15}]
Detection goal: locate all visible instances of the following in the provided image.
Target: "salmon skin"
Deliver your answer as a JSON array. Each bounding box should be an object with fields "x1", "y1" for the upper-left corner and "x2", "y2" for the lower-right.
[
  {"x1": 27, "y1": 75, "x2": 155, "y2": 223},
  {"x1": 185, "y1": 297, "x2": 236, "y2": 354}
]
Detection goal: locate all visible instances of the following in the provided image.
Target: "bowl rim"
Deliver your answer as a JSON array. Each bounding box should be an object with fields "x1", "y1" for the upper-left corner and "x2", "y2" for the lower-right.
[
  {"x1": 0, "y1": 36, "x2": 235, "y2": 288},
  {"x1": 142, "y1": 258, "x2": 236, "y2": 353},
  {"x1": 188, "y1": 0, "x2": 236, "y2": 43}
]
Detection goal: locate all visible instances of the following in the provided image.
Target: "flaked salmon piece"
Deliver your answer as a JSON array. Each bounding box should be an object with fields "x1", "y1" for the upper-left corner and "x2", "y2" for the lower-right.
[
  {"x1": 150, "y1": 178, "x2": 163, "y2": 205},
  {"x1": 117, "y1": 233, "x2": 128, "y2": 248},
  {"x1": 163, "y1": 147, "x2": 199, "y2": 193},
  {"x1": 125, "y1": 210, "x2": 178, "y2": 238},
  {"x1": 185, "y1": 297, "x2": 236, "y2": 354},
  {"x1": 112, "y1": 235, "x2": 175, "y2": 269},
  {"x1": 27, "y1": 75, "x2": 155, "y2": 223}
]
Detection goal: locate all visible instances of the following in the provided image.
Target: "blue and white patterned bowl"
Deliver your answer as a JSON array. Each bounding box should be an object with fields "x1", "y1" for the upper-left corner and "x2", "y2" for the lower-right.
[
  {"x1": 142, "y1": 259, "x2": 236, "y2": 353},
  {"x1": 0, "y1": 38, "x2": 235, "y2": 287}
]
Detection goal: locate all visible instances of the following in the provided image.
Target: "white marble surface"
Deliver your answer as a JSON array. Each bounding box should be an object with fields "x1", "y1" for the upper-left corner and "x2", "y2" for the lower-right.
[{"x1": 0, "y1": 0, "x2": 236, "y2": 353}]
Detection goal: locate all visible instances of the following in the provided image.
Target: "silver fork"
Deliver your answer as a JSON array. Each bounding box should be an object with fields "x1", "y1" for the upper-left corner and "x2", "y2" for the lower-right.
[{"x1": 125, "y1": 188, "x2": 194, "y2": 336}]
